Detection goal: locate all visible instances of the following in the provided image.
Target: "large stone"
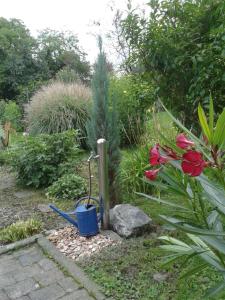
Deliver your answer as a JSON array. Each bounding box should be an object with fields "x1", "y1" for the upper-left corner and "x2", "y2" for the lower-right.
[{"x1": 110, "y1": 204, "x2": 153, "y2": 238}]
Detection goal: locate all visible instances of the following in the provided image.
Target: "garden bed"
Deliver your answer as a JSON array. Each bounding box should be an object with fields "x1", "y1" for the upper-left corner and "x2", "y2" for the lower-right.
[{"x1": 48, "y1": 226, "x2": 121, "y2": 261}]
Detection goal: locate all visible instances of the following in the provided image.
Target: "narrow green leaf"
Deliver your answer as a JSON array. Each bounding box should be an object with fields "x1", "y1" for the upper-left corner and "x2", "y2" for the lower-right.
[
  {"x1": 158, "y1": 236, "x2": 190, "y2": 247},
  {"x1": 198, "y1": 103, "x2": 211, "y2": 141},
  {"x1": 200, "y1": 236, "x2": 225, "y2": 255},
  {"x1": 213, "y1": 109, "x2": 225, "y2": 148},
  {"x1": 137, "y1": 193, "x2": 189, "y2": 210},
  {"x1": 209, "y1": 95, "x2": 214, "y2": 137},
  {"x1": 159, "y1": 215, "x2": 225, "y2": 236},
  {"x1": 160, "y1": 245, "x2": 193, "y2": 253},
  {"x1": 205, "y1": 282, "x2": 225, "y2": 298},
  {"x1": 180, "y1": 262, "x2": 207, "y2": 279},
  {"x1": 197, "y1": 175, "x2": 225, "y2": 215}
]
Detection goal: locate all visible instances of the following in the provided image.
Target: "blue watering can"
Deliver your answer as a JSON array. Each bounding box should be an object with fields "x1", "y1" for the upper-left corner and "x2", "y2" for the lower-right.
[{"x1": 49, "y1": 153, "x2": 103, "y2": 237}]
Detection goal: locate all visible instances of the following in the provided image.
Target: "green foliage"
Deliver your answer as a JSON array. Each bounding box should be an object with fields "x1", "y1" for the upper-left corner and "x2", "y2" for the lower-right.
[
  {"x1": 0, "y1": 218, "x2": 42, "y2": 243},
  {"x1": 120, "y1": 146, "x2": 151, "y2": 196},
  {"x1": 25, "y1": 82, "x2": 91, "y2": 148},
  {"x1": 0, "y1": 100, "x2": 6, "y2": 121},
  {"x1": 11, "y1": 130, "x2": 79, "y2": 188},
  {"x1": 87, "y1": 37, "x2": 120, "y2": 206},
  {"x1": 109, "y1": 75, "x2": 153, "y2": 146},
  {"x1": 120, "y1": 0, "x2": 225, "y2": 126},
  {"x1": 0, "y1": 18, "x2": 37, "y2": 101},
  {"x1": 78, "y1": 236, "x2": 224, "y2": 300},
  {"x1": 55, "y1": 66, "x2": 81, "y2": 83},
  {"x1": 141, "y1": 100, "x2": 225, "y2": 298},
  {"x1": 0, "y1": 18, "x2": 90, "y2": 103},
  {"x1": 1, "y1": 101, "x2": 22, "y2": 130},
  {"x1": 36, "y1": 29, "x2": 90, "y2": 84},
  {"x1": 46, "y1": 173, "x2": 87, "y2": 201},
  {"x1": 119, "y1": 112, "x2": 177, "y2": 197}
]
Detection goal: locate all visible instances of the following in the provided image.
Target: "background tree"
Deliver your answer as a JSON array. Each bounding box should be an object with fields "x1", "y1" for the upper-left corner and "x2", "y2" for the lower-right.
[
  {"x1": 0, "y1": 18, "x2": 37, "y2": 101},
  {"x1": 36, "y1": 29, "x2": 90, "y2": 84},
  {"x1": 87, "y1": 37, "x2": 120, "y2": 207},
  {"x1": 118, "y1": 0, "x2": 225, "y2": 127}
]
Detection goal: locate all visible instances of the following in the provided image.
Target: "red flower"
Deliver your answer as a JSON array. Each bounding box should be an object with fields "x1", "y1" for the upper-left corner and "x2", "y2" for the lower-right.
[
  {"x1": 145, "y1": 169, "x2": 160, "y2": 181},
  {"x1": 176, "y1": 134, "x2": 195, "y2": 149},
  {"x1": 150, "y1": 144, "x2": 168, "y2": 166},
  {"x1": 181, "y1": 150, "x2": 207, "y2": 177}
]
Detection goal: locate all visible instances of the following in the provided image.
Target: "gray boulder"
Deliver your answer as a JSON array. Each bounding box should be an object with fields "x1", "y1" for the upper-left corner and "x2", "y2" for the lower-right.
[{"x1": 110, "y1": 204, "x2": 153, "y2": 238}]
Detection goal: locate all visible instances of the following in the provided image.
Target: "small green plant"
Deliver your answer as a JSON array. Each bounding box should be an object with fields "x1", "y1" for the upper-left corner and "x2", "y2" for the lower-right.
[
  {"x1": 46, "y1": 173, "x2": 87, "y2": 201},
  {"x1": 2, "y1": 101, "x2": 22, "y2": 131},
  {"x1": 25, "y1": 81, "x2": 91, "y2": 148},
  {"x1": 11, "y1": 130, "x2": 79, "y2": 188},
  {"x1": 0, "y1": 218, "x2": 42, "y2": 243},
  {"x1": 120, "y1": 146, "x2": 152, "y2": 196}
]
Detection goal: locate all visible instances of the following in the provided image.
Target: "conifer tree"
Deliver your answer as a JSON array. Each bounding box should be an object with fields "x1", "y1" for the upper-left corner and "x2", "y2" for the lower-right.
[{"x1": 87, "y1": 37, "x2": 120, "y2": 207}]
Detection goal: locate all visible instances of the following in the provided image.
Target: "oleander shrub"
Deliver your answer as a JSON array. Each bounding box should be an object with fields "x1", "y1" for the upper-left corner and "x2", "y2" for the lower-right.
[
  {"x1": 25, "y1": 81, "x2": 91, "y2": 147},
  {"x1": 46, "y1": 173, "x2": 87, "y2": 201},
  {"x1": 0, "y1": 218, "x2": 42, "y2": 243},
  {"x1": 11, "y1": 130, "x2": 79, "y2": 188}
]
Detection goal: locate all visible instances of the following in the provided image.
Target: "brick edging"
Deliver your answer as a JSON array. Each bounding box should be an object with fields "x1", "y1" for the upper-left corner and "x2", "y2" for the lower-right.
[
  {"x1": 0, "y1": 234, "x2": 43, "y2": 255},
  {"x1": 37, "y1": 236, "x2": 107, "y2": 300}
]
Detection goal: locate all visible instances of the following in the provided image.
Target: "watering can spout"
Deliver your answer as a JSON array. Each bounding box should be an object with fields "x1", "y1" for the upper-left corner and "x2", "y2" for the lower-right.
[{"x1": 49, "y1": 204, "x2": 78, "y2": 228}]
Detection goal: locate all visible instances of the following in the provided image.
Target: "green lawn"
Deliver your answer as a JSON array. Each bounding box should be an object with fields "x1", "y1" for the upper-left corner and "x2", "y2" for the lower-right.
[{"x1": 78, "y1": 232, "x2": 223, "y2": 300}]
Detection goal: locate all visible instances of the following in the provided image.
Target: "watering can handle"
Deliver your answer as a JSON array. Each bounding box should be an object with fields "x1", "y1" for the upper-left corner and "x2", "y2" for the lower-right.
[{"x1": 75, "y1": 196, "x2": 103, "y2": 223}]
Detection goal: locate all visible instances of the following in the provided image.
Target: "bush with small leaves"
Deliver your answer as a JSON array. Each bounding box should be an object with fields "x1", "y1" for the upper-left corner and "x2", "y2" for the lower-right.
[
  {"x1": 46, "y1": 173, "x2": 87, "y2": 201},
  {"x1": 11, "y1": 130, "x2": 79, "y2": 188}
]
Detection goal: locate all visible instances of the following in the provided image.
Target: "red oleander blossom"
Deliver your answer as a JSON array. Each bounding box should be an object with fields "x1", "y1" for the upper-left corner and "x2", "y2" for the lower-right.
[
  {"x1": 181, "y1": 150, "x2": 207, "y2": 177},
  {"x1": 176, "y1": 133, "x2": 195, "y2": 149},
  {"x1": 145, "y1": 169, "x2": 160, "y2": 181},
  {"x1": 149, "y1": 144, "x2": 168, "y2": 166}
]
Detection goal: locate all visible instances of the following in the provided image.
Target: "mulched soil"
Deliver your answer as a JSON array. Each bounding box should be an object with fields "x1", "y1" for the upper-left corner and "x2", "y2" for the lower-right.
[
  {"x1": 48, "y1": 226, "x2": 121, "y2": 261},
  {"x1": 0, "y1": 166, "x2": 67, "y2": 231}
]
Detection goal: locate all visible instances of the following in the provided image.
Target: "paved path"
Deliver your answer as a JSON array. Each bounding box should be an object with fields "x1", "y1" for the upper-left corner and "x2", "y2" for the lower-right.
[{"x1": 0, "y1": 244, "x2": 95, "y2": 300}]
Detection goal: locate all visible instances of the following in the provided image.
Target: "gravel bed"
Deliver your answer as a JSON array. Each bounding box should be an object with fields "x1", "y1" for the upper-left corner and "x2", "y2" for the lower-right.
[{"x1": 48, "y1": 226, "x2": 121, "y2": 261}]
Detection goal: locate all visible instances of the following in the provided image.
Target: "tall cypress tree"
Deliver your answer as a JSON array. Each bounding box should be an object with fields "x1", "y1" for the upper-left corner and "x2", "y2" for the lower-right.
[{"x1": 87, "y1": 37, "x2": 120, "y2": 207}]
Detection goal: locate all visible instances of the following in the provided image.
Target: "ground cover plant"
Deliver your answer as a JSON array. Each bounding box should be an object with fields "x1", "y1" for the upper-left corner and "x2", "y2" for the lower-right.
[
  {"x1": 0, "y1": 218, "x2": 42, "y2": 243},
  {"x1": 79, "y1": 235, "x2": 225, "y2": 300}
]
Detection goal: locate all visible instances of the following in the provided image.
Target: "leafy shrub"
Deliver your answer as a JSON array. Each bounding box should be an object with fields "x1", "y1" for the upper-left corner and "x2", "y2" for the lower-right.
[
  {"x1": 109, "y1": 75, "x2": 153, "y2": 146},
  {"x1": 11, "y1": 130, "x2": 79, "y2": 188},
  {"x1": 120, "y1": 146, "x2": 151, "y2": 196},
  {"x1": 0, "y1": 101, "x2": 22, "y2": 131},
  {"x1": 140, "y1": 111, "x2": 178, "y2": 146},
  {"x1": 25, "y1": 81, "x2": 91, "y2": 147},
  {"x1": 120, "y1": 112, "x2": 177, "y2": 196},
  {"x1": 46, "y1": 173, "x2": 87, "y2": 201},
  {"x1": 0, "y1": 218, "x2": 42, "y2": 243}
]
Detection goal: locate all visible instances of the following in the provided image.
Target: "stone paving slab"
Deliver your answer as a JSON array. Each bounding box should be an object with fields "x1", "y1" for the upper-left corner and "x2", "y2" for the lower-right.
[{"x1": 0, "y1": 240, "x2": 102, "y2": 300}]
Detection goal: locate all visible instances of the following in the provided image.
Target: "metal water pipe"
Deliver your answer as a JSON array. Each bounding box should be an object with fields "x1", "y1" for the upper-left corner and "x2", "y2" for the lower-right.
[{"x1": 97, "y1": 138, "x2": 110, "y2": 230}]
